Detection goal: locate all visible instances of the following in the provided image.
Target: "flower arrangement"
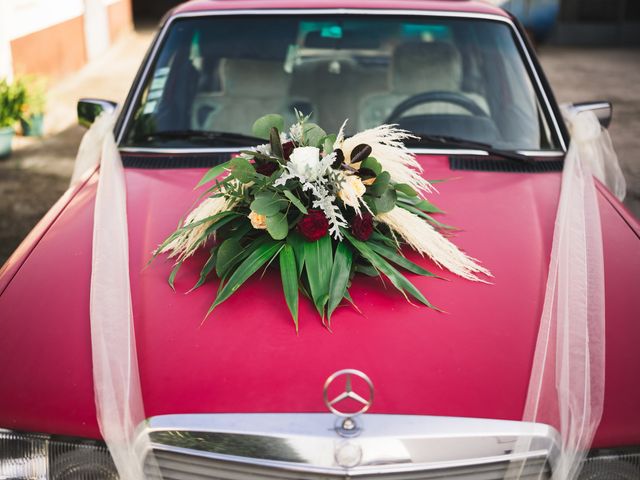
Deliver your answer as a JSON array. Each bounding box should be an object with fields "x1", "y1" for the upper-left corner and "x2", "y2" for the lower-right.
[{"x1": 155, "y1": 113, "x2": 491, "y2": 331}]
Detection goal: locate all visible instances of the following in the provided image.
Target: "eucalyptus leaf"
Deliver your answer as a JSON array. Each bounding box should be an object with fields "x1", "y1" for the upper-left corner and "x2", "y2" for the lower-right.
[
  {"x1": 229, "y1": 157, "x2": 256, "y2": 183},
  {"x1": 252, "y1": 114, "x2": 284, "y2": 140},
  {"x1": 196, "y1": 160, "x2": 230, "y2": 187},
  {"x1": 368, "y1": 171, "x2": 391, "y2": 196},
  {"x1": 373, "y1": 187, "x2": 397, "y2": 214},
  {"x1": 322, "y1": 134, "x2": 336, "y2": 153},
  {"x1": 279, "y1": 245, "x2": 299, "y2": 332},
  {"x1": 208, "y1": 239, "x2": 283, "y2": 315},
  {"x1": 303, "y1": 235, "x2": 333, "y2": 316},
  {"x1": 303, "y1": 123, "x2": 326, "y2": 148},
  {"x1": 250, "y1": 191, "x2": 288, "y2": 216},
  {"x1": 283, "y1": 190, "x2": 308, "y2": 214},
  {"x1": 328, "y1": 242, "x2": 353, "y2": 321},
  {"x1": 360, "y1": 157, "x2": 382, "y2": 175},
  {"x1": 266, "y1": 212, "x2": 289, "y2": 240}
]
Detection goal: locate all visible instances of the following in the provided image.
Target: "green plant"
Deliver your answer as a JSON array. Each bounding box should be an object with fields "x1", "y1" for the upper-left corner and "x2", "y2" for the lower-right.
[
  {"x1": 0, "y1": 78, "x2": 27, "y2": 129},
  {"x1": 19, "y1": 75, "x2": 46, "y2": 117}
]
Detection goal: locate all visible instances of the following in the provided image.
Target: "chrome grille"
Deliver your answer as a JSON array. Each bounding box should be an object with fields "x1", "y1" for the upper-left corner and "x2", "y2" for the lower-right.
[{"x1": 136, "y1": 414, "x2": 559, "y2": 480}]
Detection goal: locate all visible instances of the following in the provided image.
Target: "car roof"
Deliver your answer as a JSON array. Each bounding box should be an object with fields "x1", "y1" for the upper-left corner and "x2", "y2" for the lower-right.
[{"x1": 171, "y1": 0, "x2": 509, "y2": 18}]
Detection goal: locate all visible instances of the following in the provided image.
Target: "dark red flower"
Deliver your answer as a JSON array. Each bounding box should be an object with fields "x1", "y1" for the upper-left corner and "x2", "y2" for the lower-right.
[
  {"x1": 282, "y1": 141, "x2": 294, "y2": 160},
  {"x1": 351, "y1": 212, "x2": 374, "y2": 241},
  {"x1": 298, "y1": 209, "x2": 329, "y2": 241},
  {"x1": 255, "y1": 161, "x2": 278, "y2": 176}
]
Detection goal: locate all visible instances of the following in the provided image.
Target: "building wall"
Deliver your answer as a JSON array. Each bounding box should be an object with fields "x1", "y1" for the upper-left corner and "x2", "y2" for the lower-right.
[{"x1": 0, "y1": 0, "x2": 133, "y2": 81}]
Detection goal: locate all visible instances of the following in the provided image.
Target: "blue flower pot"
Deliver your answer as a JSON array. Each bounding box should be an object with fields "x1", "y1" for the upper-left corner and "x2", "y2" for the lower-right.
[
  {"x1": 20, "y1": 114, "x2": 44, "y2": 137},
  {"x1": 0, "y1": 127, "x2": 14, "y2": 158}
]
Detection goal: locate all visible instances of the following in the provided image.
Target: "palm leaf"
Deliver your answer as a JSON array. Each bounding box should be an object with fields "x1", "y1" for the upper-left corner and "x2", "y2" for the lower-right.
[{"x1": 207, "y1": 239, "x2": 283, "y2": 316}]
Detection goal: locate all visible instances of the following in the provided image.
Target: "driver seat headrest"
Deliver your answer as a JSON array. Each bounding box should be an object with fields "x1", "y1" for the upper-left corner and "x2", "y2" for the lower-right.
[{"x1": 392, "y1": 42, "x2": 463, "y2": 95}]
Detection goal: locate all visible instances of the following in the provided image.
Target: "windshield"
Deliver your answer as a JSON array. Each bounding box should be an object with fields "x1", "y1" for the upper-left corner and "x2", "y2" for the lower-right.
[{"x1": 122, "y1": 15, "x2": 560, "y2": 151}]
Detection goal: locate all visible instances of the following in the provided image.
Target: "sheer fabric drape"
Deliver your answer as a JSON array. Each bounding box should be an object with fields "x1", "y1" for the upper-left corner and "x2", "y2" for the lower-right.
[{"x1": 518, "y1": 109, "x2": 622, "y2": 479}]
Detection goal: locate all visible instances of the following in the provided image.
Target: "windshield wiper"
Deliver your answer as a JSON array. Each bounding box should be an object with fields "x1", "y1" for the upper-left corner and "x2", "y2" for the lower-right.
[
  {"x1": 139, "y1": 130, "x2": 264, "y2": 146},
  {"x1": 412, "y1": 135, "x2": 535, "y2": 164}
]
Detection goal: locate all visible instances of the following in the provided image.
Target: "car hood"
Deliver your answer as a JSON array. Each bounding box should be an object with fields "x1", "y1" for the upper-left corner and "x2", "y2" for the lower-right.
[{"x1": 0, "y1": 153, "x2": 563, "y2": 438}]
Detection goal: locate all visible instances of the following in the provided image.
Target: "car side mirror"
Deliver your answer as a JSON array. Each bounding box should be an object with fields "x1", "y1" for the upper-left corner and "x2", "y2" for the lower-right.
[
  {"x1": 567, "y1": 101, "x2": 613, "y2": 129},
  {"x1": 77, "y1": 98, "x2": 118, "y2": 128}
]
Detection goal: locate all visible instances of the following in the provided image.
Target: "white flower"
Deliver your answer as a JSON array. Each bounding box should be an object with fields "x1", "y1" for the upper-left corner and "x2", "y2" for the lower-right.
[
  {"x1": 288, "y1": 146, "x2": 327, "y2": 182},
  {"x1": 249, "y1": 211, "x2": 267, "y2": 230},
  {"x1": 255, "y1": 143, "x2": 272, "y2": 156},
  {"x1": 338, "y1": 174, "x2": 366, "y2": 209},
  {"x1": 289, "y1": 123, "x2": 303, "y2": 143}
]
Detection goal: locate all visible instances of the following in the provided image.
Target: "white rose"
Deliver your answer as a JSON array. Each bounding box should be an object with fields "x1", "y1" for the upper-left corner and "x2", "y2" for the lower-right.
[
  {"x1": 289, "y1": 146, "x2": 325, "y2": 182},
  {"x1": 249, "y1": 211, "x2": 267, "y2": 229},
  {"x1": 338, "y1": 174, "x2": 367, "y2": 208}
]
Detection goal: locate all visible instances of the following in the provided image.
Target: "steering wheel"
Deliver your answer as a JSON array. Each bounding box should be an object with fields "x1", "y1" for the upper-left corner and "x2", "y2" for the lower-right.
[{"x1": 385, "y1": 91, "x2": 488, "y2": 124}]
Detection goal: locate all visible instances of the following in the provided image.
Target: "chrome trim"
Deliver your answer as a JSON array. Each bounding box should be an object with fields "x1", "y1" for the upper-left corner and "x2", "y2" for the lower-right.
[
  {"x1": 135, "y1": 413, "x2": 560, "y2": 477},
  {"x1": 115, "y1": 8, "x2": 568, "y2": 152}
]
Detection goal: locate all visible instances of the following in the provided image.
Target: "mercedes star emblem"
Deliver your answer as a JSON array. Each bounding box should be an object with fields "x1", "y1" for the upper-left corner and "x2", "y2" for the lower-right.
[{"x1": 323, "y1": 369, "x2": 374, "y2": 418}]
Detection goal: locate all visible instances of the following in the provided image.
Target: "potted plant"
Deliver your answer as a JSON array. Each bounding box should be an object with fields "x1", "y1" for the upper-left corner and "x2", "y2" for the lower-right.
[
  {"x1": 19, "y1": 75, "x2": 46, "y2": 137},
  {"x1": 0, "y1": 78, "x2": 26, "y2": 158}
]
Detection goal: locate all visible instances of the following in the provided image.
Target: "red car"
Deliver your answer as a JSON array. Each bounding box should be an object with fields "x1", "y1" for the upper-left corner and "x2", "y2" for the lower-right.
[{"x1": 1, "y1": 1, "x2": 639, "y2": 479}]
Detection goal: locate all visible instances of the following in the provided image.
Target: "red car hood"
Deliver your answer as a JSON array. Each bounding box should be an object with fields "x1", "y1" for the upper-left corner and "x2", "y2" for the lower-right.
[{"x1": 1, "y1": 153, "x2": 638, "y2": 448}]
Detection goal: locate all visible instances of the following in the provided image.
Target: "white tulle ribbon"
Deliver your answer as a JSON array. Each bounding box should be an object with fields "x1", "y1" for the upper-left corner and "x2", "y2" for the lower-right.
[
  {"x1": 75, "y1": 112, "x2": 153, "y2": 480},
  {"x1": 519, "y1": 108, "x2": 613, "y2": 479}
]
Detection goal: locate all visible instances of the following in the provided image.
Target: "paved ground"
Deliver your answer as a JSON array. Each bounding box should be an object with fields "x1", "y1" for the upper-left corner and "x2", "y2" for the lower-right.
[{"x1": 0, "y1": 35, "x2": 638, "y2": 265}]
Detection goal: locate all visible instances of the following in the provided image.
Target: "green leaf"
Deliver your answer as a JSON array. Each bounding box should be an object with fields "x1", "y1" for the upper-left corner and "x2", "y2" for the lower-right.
[
  {"x1": 250, "y1": 191, "x2": 288, "y2": 216},
  {"x1": 368, "y1": 171, "x2": 390, "y2": 196},
  {"x1": 266, "y1": 212, "x2": 289, "y2": 240},
  {"x1": 303, "y1": 235, "x2": 333, "y2": 317},
  {"x1": 322, "y1": 134, "x2": 336, "y2": 154},
  {"x1": 303, "y1": 123, "x2": 326, "y2": 148},
  {"x1": 168, "y1": 261, "x2": 183, "y2": 291},
  {"x1": 279, "y1": 245, "x2": 299, "y2": 332},
  {"x1": 189, "y1": 248, "x2": 218, "y2": 292},
  {"x1": 373, "y1": 187, "x2": 397, "y2": 214},
  {"x1": 328, "y1": 242, "x2": 353, "y2": 321},
  {"x1": 229, "y1": 157, "x2": 256, "y2": 183},
  {"x1": 394, "y1": 183, "x2": 418, "y2": 197},
  {"x1": 283, "y1": 190, "x2": 308, "y2": 214},
  {"x1": 252, "y1": 114, "x2": 284, "y2": 140},
  {"x1": 413, "y1": 199, "x2": 444, "y2": 214},
  {"x1": 354, "y1": 263, "x2": 379, "y2": 277},
  {"x1": 208, "y1": 239, "x2": 283, "y2": 314},
  {"x1": 368, "y1": 241, "x2": 438, "y2": 277},
  {"x1": 398, "y1": 203, "x2": 456, "y2": 230},
  {"x1": 270, "y1": 127, "x2": 284, "y2": 160},
  {"x1": 344, "y1": 231, "x2": 439, "y2": 310},
  {"x1": 360, "y1": 157, "x2": 382, "y2": 175},
  {"x1": 287, "y1": 232, "x2": 306, "y2": 277},
  {"x1": 216, "y1": 237, "x2": 244, "y2": 278},
  {"x1": 196, "y1": 160, "x2": 230, "y2": 187}
]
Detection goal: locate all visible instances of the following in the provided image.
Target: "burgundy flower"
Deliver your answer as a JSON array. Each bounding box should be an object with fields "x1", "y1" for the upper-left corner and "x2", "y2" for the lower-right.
[
  {"x1": 298, "y1": 209, "x2": 329, "y2": 241},
  {"x1": 255, "y1": 161, "x2": 278, "y2": 177},
  {"x1": 351, "y1": 212, "x2": 374, "y2": 241},
  {"x1": 282, "y1": 141, "x2": 294, "y2": 160}
]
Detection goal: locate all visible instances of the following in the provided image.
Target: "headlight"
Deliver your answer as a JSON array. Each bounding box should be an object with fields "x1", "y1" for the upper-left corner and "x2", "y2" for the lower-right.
[
  {"x1": 0, "y1": 429, "x2": 118, "y2": 479},
  {"x1": 579, "y1": 447, "x2": 640, "y2": 479}
]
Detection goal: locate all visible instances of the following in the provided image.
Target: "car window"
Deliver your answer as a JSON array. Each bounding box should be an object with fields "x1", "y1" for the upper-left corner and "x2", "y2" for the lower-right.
[{"x1": 122, "y1": 15, "x2": 560, "y2": 151}]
